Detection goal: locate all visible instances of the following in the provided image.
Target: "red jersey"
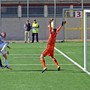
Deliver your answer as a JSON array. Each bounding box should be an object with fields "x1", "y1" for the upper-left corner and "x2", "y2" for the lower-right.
[
  {"x1": 47, "y1": 31, "x2": 57, "y2": 46},
  {"x1": 47, "y1": 23, "x2": 62, "y2": 46},
  {"x1": 42, "y1": 23, "x2": 62, "y2": 57}
]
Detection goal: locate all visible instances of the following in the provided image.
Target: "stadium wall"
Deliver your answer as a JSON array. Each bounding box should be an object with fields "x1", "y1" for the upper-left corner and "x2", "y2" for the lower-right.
[
  {"x1": 1, "y1": 1, "x2": 90, "y2": 41},
  {"x1": 1, "y1": 18, "x2": 63, "y2": 41},
  {"x1": 1, "y1": 17, "x2": 90, "y2": 41}
]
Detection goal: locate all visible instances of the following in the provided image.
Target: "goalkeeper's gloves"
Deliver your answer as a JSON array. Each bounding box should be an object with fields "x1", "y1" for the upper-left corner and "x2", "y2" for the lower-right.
[
  {"x1": 62, "y1": 21, "x2": 66, "y2": 26},
  {"x1": 49, "y1": 21, "x2": 51, "y2": 24},
  {"x1": 49, "y1": 18, "x2": 54, "y2": 24}
]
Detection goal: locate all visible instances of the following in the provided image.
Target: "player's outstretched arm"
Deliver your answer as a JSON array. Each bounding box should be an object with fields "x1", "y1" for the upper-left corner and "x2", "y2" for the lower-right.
[
  {"x1": 48, "y1": 20, "x2": 53, "y2": 33},
  {"x1": 57, "y1": 21, "x2": 66, "y2": 32}
]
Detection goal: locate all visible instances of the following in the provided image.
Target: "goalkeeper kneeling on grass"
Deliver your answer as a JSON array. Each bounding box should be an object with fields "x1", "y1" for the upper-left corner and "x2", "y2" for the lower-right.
[
  {"x1": 0, "y1": 32, "x2": 11, "y2": 69},
  {"x1": 40, "y1": 19, "x2": 66, "y2": 73}
]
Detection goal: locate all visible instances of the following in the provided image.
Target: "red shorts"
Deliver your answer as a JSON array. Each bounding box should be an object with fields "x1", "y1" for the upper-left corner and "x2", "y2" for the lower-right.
[{"x1": 42, "y1": 45, "x2": 54, "y2": 57}]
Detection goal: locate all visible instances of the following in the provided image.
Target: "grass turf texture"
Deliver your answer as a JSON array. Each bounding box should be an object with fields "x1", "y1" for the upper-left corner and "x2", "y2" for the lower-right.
[{"x1": 0, "y1": 42, "x2": 90, "y2": 90}]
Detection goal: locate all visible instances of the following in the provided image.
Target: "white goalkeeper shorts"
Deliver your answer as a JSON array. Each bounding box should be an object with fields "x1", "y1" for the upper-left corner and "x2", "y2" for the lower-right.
[
  {"x1": 0, "y1": 50, "x2": 7, "y2": 55},
  {"x1": 0, "y1": 42, "x2": 9, "y2": 51}
]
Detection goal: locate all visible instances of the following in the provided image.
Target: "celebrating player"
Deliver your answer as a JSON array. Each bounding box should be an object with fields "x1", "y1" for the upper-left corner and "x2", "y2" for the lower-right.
[
  {"x1": 40, "y1": 19, "x2": 66, "y2": 73},
  {"x1": 0, "y1": 32, "x2": 11, "y2": 69}
]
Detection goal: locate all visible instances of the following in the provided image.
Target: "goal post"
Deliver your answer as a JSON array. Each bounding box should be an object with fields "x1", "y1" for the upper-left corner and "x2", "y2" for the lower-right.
[{"x1": 84, "y1": 9, "x2": 90, "y2": 71}]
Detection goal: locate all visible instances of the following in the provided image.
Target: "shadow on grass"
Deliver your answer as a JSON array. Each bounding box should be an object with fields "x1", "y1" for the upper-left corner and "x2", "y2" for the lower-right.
[
  {"x1": 5, "y1": 69, "x2": 58, "y2": 73},
  {"x1": 0, "y1": 68, "x2": 85, "y2": 74},
  {"x1": 11, "y1": 69, "x2": 42, "y2": 72},
  {"x1": 7, "y1": 68, "x2": 85, "y2": 74}
]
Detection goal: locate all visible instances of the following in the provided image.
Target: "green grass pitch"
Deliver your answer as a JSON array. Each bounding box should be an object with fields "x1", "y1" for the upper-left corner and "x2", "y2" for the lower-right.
[{"x1": 0, "y1": 42, "x2": 90, "y2": 90}]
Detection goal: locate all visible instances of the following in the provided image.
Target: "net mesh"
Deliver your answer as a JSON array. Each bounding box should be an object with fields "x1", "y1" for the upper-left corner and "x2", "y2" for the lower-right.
[{"x1": 64, "y1": 9, "x2": 83, "y2": 41}]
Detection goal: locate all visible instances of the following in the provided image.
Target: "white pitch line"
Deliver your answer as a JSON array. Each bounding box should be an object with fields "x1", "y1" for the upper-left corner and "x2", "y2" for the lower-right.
[
  {"x1": 55, "y1": 47, "x2": 90, "y2": 76},
  {"x1": 14, "y1": 57, "x2": 39, "y2": 59},
  {"x1": 10, "y1": 64, "x2": 74, "y2": 66},
  {"x1": 9, "y1": 54, "x2": 61, "y2": 56},
  {"x1": 10, "y1": 54, "x2": 40, "y2": 55}
]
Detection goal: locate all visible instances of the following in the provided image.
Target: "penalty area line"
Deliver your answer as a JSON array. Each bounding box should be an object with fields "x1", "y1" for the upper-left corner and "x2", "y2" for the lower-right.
[{"x1": 55, "y1": 47, "x2": 90, "y2": 76}]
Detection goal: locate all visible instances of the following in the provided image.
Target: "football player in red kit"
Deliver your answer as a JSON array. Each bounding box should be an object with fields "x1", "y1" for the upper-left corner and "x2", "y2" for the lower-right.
[{"x1": 40, "y1": 19, "x2": 66, "y2": 73}]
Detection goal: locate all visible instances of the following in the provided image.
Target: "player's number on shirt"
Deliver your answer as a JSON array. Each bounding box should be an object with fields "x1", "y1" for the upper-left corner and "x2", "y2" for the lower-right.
[{"x1": 75, "y1": 11, "x2": 82, "y2": 18}]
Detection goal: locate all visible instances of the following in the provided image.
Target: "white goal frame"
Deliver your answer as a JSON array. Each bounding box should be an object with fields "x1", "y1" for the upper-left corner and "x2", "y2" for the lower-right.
[
  {"x1": 84, "y1": 10, "x2": 90, "y2": 71},
  {"x1": 60, "y1": 9, "x2": 90, "y2": 75}
]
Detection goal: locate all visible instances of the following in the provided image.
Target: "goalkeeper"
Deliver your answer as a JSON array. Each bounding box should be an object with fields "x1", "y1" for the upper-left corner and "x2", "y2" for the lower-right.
[
  {"x1": 0, "y1": 32, "x2": 11, "y2": 69},
  {"x1": 40, "y1": 19, "x2": 66, "y2": 73}
]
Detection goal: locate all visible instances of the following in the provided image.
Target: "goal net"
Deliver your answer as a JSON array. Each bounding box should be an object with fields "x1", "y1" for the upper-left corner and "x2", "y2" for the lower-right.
[
  {"x1": 62, "y1": 9, "x2": 90, "y2": 75},
  {"x1": 63, "y1": 8, "x2": 83, "y2": 41}
]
